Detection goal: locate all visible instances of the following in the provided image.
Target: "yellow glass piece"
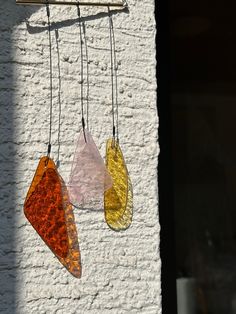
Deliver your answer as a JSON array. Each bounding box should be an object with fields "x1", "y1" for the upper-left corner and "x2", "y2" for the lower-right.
[{"x1": 104, "y1": 139, "x2": 133, "y2": 231}]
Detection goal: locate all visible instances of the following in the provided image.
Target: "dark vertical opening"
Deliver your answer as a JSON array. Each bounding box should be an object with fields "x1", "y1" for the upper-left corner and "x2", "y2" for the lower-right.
[
  {"x1": 168, "y1": 0, "x2": 236, "y2": 313},
  {"x1": 157, "y1": 0, "x2": 177, "y2": 313}
]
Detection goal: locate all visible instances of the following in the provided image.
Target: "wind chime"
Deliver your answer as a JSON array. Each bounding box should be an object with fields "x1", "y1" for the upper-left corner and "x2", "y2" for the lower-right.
[{"x1": 18, "y1": 0, "x2": 133, "y2": 277}]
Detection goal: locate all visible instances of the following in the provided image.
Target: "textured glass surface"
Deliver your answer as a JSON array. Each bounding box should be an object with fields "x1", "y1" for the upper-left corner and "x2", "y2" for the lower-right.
[
  {"x1": 24, "y1": 157, "x2": 69, "y2": 258},
  {"x1": 58, "y1": 175, "x2": 81, "y2": 278},
  {"x1": 24, "y1": 157, "x2": 81, "y2": 277},
  {"x1": 104, "y1": 139, "x2": 133, "y2": 231},
  {"x1": 68, "y1": 129, "x2": 112, "y2": 207}
]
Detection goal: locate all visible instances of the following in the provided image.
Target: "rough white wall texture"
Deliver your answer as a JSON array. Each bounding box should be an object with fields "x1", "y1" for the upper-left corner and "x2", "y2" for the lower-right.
[{"x1": 0, "y1": 0, "x2": 159, "y2": 313}]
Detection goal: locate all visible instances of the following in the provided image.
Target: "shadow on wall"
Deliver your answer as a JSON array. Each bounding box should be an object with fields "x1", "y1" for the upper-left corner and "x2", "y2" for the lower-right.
[{"x1": 0, "y1": 1, "x2": 37, "y2": 312}]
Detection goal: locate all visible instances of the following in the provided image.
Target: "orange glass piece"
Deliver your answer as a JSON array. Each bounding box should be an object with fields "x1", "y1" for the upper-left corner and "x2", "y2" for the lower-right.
[
  {"x1": 104, "y1": 139, "x2": 133, "y2": 231},
  {"x1": 24, "y1": 157, "x2": 81, "y2": 277},
  {"x1": 57, "y1": 176, "x2": 81, "y2": 278}
]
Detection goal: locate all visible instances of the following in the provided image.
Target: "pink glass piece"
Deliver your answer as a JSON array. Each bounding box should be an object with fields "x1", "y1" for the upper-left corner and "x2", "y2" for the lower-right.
[{"x1": 68, "y1": 129, "x2": 113, "y2": 207}]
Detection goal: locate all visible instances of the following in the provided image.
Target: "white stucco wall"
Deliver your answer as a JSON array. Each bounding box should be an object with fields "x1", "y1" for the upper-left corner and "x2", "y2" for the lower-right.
[{"x1": 0, "y1": 1, "x2": 160, "y2": 313}]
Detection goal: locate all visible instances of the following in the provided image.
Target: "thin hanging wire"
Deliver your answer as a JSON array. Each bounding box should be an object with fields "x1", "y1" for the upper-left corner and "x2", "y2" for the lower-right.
[
  {"x1": 82, "y1": 21, "x2": 90, "y2": 130},
  {"x1": 110, "y1": 14, "x2": 119, "y2": 142},
  {"x1": 77, "y1": 5, "x2": 87, "y2": 142},
  {"x1": 108, "y1": 8, "x2": 119, "y2": 141},
  {"x1": 108, "y1": 8, "x2": 115, "y2": 140},
  {"x1": 55, "y1": 28, "x2": 62, "y2": 167},
  {"x1": 46, "y1": 1, "x2": 53, "y2": 156}
]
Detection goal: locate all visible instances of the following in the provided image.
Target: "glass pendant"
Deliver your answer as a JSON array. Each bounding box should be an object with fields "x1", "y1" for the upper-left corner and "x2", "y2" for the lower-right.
[
  {"x1": 104, "y1": 139, "x2": 133, "y2": 231},
  {"x1": 24, "y1": 156, "x2": 81, "y2": 277},
  {"x1": 68, "y1": 129, "x2": 113, "y2": 208}
]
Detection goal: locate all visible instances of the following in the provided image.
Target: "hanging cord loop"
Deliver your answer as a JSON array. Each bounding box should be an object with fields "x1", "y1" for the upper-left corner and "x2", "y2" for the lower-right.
[
  {"x1": 46, "y1": 0, "x2": 53, "y2": 156},
  {"x1": 108, "y1": 7, "x2": 119, "y2": 142},
  {"x1": 77, "y1": 3, "x2": 87, "y2": 142}
]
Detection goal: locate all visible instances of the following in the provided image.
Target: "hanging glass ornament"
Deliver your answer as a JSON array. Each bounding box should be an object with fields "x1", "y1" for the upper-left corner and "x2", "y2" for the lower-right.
[
  {"x1": 24, "y1": 2, "x2": 81, "y2": 277},
  {"x1": 24, "y1": 157, "x2": 69, "y2": 258},
  {"x1": 104, "y1": 139, "x2": 133, "y2": 230},
  {"x1": 68, "y1": 11, "x2": 112, "y2": 208},
  {"x1": 24, "y1": 157, "x2": 81, "y2": 277},
  {"x1": 104, "y1": 10, "x2": 133, "y2": 230},
  {"x1": 68, "y1": 129, "x2": 112, "y2": 207}
]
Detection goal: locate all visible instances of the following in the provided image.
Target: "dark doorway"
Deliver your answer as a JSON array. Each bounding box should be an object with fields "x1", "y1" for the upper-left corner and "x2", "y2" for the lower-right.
[{"x1": 169, "y1": 0, "x2": 236, "y2": 313}]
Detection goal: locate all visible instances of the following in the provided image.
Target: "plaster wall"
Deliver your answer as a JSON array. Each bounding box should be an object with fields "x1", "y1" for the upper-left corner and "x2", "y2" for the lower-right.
[{"x1": 0, "y1": 1, "x2": 160, "y2": 313}]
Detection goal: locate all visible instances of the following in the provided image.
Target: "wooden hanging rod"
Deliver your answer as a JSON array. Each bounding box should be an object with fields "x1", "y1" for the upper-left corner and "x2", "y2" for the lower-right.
[{"x1": 16, "y1": 0, "x2": 127, "y2": 7}]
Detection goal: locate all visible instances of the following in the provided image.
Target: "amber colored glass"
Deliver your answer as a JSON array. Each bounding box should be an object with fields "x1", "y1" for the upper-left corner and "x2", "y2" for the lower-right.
[
  {"x1": 58, "y1": 175, "x2": 81, "y2": 278},
  {"x1": 24, "y1": 157, "x2": 81, "y2": 277},
  {"x1": 104, "y1": 139, "x2": 133, "y2": 231}
]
